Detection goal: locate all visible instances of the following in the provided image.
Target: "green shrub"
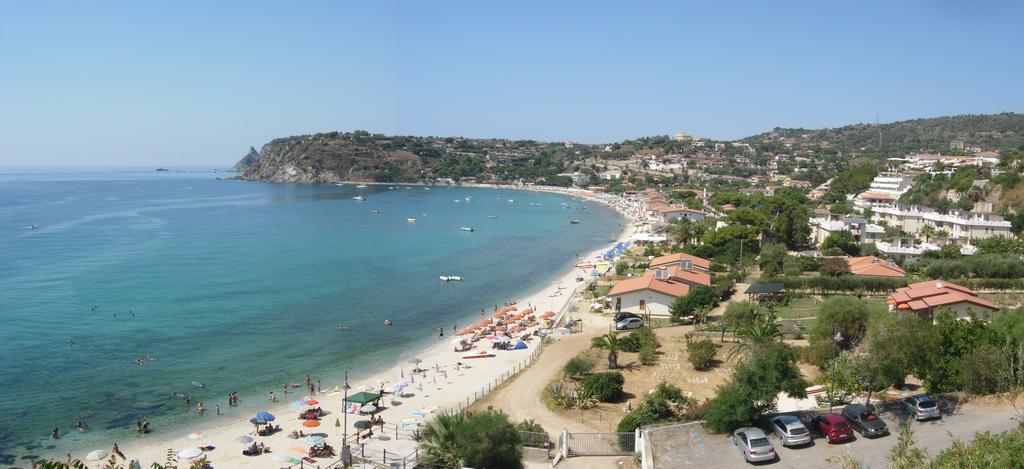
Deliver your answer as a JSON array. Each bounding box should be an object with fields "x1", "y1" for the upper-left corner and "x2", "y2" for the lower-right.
[
  {"x1": 580, "y1": 372, "x2": 625, "y2": 402},
  {"x1": 687, "y1": 338, "x2": 717, "y2": 370},
  {"x1": 619, "y1": 327, "x2": 659, "y2": 353},
  {"x1": 563, "y1": 355, "x2": 596, "y2": 379},
  {"x1": 639, "y1": 343, "x2": 657, "y2": 365}
]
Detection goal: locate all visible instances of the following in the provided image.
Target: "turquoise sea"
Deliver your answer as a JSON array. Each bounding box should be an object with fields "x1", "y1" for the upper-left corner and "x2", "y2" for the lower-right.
[{"x1": 0, "y1": 169, "x2": 624, "y2": 463}]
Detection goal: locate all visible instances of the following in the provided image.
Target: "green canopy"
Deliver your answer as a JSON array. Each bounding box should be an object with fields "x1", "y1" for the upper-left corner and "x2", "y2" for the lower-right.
[
  {"x1": 745, "y1": 283, "x2": 785, "y2": 295},
  {"x1": 344, "y1": 391, "x2": 380, "y2": 405}
]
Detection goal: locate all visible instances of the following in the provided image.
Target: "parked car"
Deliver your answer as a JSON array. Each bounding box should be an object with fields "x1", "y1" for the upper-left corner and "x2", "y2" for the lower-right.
[
  {"x1": 768, "y1": 415, "x2": 812, "y2": 447},
  {"x1": 811, "y1": 413, "x2": 854, "y2": 444},
  {"x1": 841, "y1": 404, "x2": 889, "y2": 438},
  {"x1": 731, "y1": 427, "x2": 777, "y2": 463},
  {"x1": 613, "y1": 312, "x2": 643, "y2": 323},
  {"x1": 615, "y1": 317, "x2": 644, "y2": 330},
  {"x1": 902, "y1": 394, "x2": 941, "y2": 421}
]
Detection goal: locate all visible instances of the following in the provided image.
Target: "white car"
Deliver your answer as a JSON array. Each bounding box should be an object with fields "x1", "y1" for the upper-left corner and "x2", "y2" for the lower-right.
[{"x1": 615, "y1": 317, "x2": 644, "y2": 330}]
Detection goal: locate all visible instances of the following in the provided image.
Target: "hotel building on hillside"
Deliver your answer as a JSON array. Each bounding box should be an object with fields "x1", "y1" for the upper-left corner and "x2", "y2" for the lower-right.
[{"x1": 870, "y1": 204, "x2": 1012, "y2": 246}]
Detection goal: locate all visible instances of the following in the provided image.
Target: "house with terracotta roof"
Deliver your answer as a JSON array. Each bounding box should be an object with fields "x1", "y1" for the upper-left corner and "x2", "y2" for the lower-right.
[
  {"x1": 657, "y1": 206, "x2": 707, "y2": 223},
  {"x1": 889, "y1": 280, "x2": 999, "y2": 320},
  {"x1": 847, "y1": 256, "x2": 905, "y2": 278},
  {"x1": 649, "y1": 252, "x2": 711, "y2": 273},
  {"x1": 608, "y1": 264, "x2": 713, "y2": 317}
]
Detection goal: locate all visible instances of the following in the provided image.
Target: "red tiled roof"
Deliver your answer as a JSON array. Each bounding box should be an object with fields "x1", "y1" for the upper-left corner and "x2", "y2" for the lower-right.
[
  {"x1": 608, "y1": 270, "x2": 691, "y2": 298},
  {"x1": 848, "y1": 256, "x2": 905, "y2": 278},
  {"x1": 888, "y1": 280, "x2": 998, "y2": 314},
  {"x1": 664, "y1": 266, "x2": 712, "y2": 287},
  {"x1": 649, "y1": 252, "x2": 711, "y2": 270},
  {"x1": 859, "y1": 192, "x2": 897, "y2": 201}
]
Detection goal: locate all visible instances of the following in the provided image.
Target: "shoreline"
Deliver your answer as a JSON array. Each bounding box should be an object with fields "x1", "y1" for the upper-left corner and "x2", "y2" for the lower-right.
[{"x1": 41, "y1": 186, "x2": 640, "y2": 467}]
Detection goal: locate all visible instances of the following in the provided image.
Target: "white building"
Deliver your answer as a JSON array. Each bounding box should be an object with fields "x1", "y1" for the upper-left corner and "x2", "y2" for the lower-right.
[{"x1": 870, "y1": 204, "x2": 1012, "y2": 246}]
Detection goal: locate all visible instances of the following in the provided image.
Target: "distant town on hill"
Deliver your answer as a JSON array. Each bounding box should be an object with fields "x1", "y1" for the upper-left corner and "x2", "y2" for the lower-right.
[{"x1": 233, "y1": 112, "x2": 1024, "y2": 192}]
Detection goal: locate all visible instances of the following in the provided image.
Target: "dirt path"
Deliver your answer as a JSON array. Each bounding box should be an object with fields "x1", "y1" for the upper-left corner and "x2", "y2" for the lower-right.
[
  {"x1": 472, "y1": 313, "x2": 611, "y2": 434},
  {"x1": 707, "y1": 281, "x2": 750, "y2": 320}
]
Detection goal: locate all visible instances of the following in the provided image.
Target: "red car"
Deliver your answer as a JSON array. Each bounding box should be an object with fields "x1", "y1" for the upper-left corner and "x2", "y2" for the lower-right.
[{"x1": 812, "y1": 413, "x2": 854, "y2": 443}]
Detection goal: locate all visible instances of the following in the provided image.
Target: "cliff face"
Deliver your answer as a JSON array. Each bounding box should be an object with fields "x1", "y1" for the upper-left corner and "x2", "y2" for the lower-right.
[{"x1": 233, "y1": 132, "x2": 425, "y2": 183}]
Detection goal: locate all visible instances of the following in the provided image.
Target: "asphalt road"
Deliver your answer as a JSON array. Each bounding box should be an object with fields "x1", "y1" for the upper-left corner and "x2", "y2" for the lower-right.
[{"x1": 654, "y1": 403, "x2": 1021, "y2": 469}]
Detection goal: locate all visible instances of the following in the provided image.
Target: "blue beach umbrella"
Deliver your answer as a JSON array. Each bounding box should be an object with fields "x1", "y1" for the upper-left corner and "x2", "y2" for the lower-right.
[
  {"x1": 255, "y1": 411, "x2": 275, "y2": 421},
  {"x1": 249, "y1": 417, "x2": 267, "y2": 425}
]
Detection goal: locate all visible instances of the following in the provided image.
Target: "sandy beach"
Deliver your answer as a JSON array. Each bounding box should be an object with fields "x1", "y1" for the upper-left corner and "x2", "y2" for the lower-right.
[{"x1": 58, "y1": 188, "x2": 642, "y2": 468}]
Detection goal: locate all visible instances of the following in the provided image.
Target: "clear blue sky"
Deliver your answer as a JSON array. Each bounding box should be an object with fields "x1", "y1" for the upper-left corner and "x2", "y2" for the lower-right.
[{"x1": 2, "y1": 0, "x2": 1022, "y2": 167}]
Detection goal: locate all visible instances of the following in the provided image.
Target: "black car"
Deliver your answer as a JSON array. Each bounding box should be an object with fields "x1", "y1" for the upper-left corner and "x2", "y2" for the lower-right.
[
  {"x1": 841, "y1": 404, "x2": 889, "y2": 438},
  {"x1": 613, "y1": 312, "x2": 643, "y2": 323}
]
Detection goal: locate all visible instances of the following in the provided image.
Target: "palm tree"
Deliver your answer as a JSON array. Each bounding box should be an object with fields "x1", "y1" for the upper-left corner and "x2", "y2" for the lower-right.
[
  {"x1": 934, "y1": 228, "x2": 949, "y2": 240},
  {"x1": 418, "y1": 410, "x2": 467, "y2": 468},
  {"x1": 918, "y1": 224, "x2": 936, "y2": 243},
  {"x1": 728, "y1": 309, "x2": 783, "y2": 362},
  {"x1": 591, "y1": 332, "x2": 621, "y2": 369}
]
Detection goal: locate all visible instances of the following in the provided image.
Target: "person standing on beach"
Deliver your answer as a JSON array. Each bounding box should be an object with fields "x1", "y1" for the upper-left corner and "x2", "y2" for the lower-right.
[
  {"x1": 136, "y1": 421, "x2": 143, "y2": 433},
  {"x1": 316, "y1": 379, "x2": 321, "y2": 393},
  {"x1": 269, "y1": 391, "x2": 277, "y2": 402},
  {"x1": 438, "y1": 327, "x2": 444, "y2": 339},
  {"x1": 215, "y1": 404, "x2": 220, "y2": 415},
  {"x1": 282, "y1": 383, "x2": 288, "y2": 394}
]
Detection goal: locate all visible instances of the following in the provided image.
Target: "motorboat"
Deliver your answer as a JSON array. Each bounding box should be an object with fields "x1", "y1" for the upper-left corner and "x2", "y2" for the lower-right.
[
  {"x1": 352, "y1": 195, "x2": 365, "y2": 201},
  {"x1": 454, "y1": 199, "x2": 460, "y2": 203},
  {"x1": 464, "y1": 197, "x2": 472, "y2": 201},
  {"x1": 423, "y1": 187, "x2": 430, "y2": 191},
  {"x1": 356, "y1": 184, "x2": 368, "y2": 189},
  {"x1": 507, "y1": 199, "x2": 514, "y2": 203},
  {"x1": 371, "y1": 210, "x2": 380, "y2": 214},
  {"x1": 460, "y1": 227, "x2": 475, "y2": 232},
  {"x1": 406, "y1": 218, "x2": 416, "y2": 223},
  {"x1": 570, "y1": 220, "x2": 580, "y2": 224},
  {"x1": 487, "y1": 215, "x2": 497, "y2": 219},
  {"x1": 334, "y1": 183, "x2": 344, "y2": 187},
  {"x1": 439, "y1": 275, "x2": 464, "y2": 281}
]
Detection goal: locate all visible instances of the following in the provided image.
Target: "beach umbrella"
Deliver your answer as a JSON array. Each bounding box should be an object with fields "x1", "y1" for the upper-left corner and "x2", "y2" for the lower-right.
[
  {"x1": 301, "y1": 435, "x2": 326, "y2": 447},
  {"x1": 304, "y1": 399, "x2": 319, "y2": 406},
  {"x1": 353, "y1": 420, "x2": 372, "y2": 430},
  {"x1": 360, "y1": 404, "x2": 378, "y2": 414},
  {"x1": 177, "y1": 448, "x2": 202, "y2": 460},
  {"x1": 188, "y1": 432, "x2": 203, "y2": 440},
  {"x1": 255, "y1": 411, "x2": 275, "y2": 421},
  {"x1": 272, "y1": 454, "x2": 299, "y2": 464},
  {"x1": 234, "y1": 435, "x2": 253, "y2": 444},
  {"x1": 249, "y1": 417, "x2": 267, "y2": 425},
  {"x1": 302, "y1": 419, "x2": 321, "y2": 427},
  {"x1": 85, "y1": 450, "x2": 108, "y2": 461}
]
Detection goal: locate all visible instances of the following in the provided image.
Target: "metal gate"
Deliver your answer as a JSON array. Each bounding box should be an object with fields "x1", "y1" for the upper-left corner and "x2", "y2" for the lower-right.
[{"x1": 565, "y1": 432, "x2": 636, "y2": 456}]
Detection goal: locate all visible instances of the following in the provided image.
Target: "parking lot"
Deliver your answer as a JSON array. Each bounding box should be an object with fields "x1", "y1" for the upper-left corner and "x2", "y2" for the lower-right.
[{"x1": 646, "y1": 402, "x2": 1021, "y2": 468}]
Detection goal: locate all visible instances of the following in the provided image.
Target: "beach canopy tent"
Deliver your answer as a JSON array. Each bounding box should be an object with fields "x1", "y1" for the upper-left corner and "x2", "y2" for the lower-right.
[
  {"x1": 744, "y1": 283, "x2": 785, "y2": 301},
  {"x1": 512, "y1": 341, "x2": 528, "y2": 350},
  {"x1": 344, "y1": 391, "x2": 380, "y2": 405}
]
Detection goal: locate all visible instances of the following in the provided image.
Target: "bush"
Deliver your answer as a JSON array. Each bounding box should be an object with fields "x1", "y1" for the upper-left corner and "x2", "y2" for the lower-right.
[
  {"x1": 581, "y1": 372, "x2": 625, "y2": 402},
  {"x1": 670, "y1": 286, "x2": 718, "y2": 321},
  {"x1": 639, "y1": 343, "x2": 657, "y2": 365},
  {"x1": 687, "y1": 338, "x2": 717, "y2": 370},
  {"x1": 563, "y1": 355, "x2": 596, "y2": 379},
  {"x1": 616, "y1": 382, "x2": 696, "y2": 433},
  {"x1": 619, "y1": 327, "x2": 659, "y2": 353}
]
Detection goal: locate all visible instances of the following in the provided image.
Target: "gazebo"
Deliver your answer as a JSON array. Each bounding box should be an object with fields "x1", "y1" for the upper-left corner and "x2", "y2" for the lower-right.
[
  {"x1": 344, "y1": 391, "x2": 381, "y2": 406},
  {"x1": 744, "y1": 283, "x2": 785, "y2": 302}
]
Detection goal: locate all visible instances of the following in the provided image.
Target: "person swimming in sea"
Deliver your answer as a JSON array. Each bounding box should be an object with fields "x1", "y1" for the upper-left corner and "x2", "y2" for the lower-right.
[
  {"x1": 384, "y1": 319, "x2": 393, "y2": 326},
  {"x1": 336, "y1": 325, "x2": 348, "y2": 331},
  {"x1": 76, "y1": 421, "x2": 86, "y2": 432}
]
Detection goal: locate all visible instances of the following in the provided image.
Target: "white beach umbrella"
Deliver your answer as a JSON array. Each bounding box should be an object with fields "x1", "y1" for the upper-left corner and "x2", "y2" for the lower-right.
[
  {"x1": 177, "y1": 447, "x2": 202, "y2": 460},
  {"x1": 85, "y1": 450, "x2": 108, "y2": 461},
  {"x1": 301, "y1": 435, "x2": 326, "y2": 447}
]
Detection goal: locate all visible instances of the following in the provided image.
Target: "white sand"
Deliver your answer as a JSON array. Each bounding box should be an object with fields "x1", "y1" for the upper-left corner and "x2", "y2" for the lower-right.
[{"x1": 72, "y1": 189, "x2": 640, "y2": 468}]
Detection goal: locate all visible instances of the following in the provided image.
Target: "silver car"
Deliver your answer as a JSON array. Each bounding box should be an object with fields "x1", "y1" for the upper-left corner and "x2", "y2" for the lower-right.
[
  {"x1": 768, "y1": 415, "x2": 812, "y2": 446},
  {"x1": 902, "y1": 394, "x2": 941, "y2": 421},
  {"x1": 615, "y1": 317, "x2": 644, "y2": 330},
  {"x1": 732, "y1": 427, "x2": 777, "y2": 463}
]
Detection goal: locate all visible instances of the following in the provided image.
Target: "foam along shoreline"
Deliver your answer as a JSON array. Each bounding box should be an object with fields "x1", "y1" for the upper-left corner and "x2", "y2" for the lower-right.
[{"x1": 65, "y1": 188, "x2": 638, "y2": 468}]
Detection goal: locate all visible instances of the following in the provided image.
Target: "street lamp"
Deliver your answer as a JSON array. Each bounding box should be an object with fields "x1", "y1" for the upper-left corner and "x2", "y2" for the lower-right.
[{"x1": 828, "y1": 327, "x2": 844, "y2": 413}]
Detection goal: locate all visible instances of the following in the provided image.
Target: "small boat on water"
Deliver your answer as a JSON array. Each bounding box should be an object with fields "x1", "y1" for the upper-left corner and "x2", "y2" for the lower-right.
[
  {"x1": 439, "y1": 275, "x2": 464, "y2": 281},
  {"x1": 371, "y1": 210, "x2": 381, "y2": 214},
  {"x1": 529, "y1": 202, "x2": 543, "y2": 206},
  {"x1": 487, "y1": 215, "x2": 498, "y2": 219},
  {"x1": 406, "y1": 218, "x2": 417, "y2": 223},
  {"x1": 388, "y1": 186, "x2": 395, "y2": 190},
  {"x1": 353, "y1": 195, "x2": 365, "y2": 201},
  {"x1": 460, "y1": 227, "x2": 475, "y2": 232},
  {"x1": 507, "y1": 199, "x2": 514, "y2": 203},
  {"x1": 423, "y1": 187, "x2": 431, "y2": 191},
  {"x1": 356, "y1": 184, "x2": 368, "y2": 189},
  {"x1": 570, "y1": 220, "x2": 580, "y2": 224},
  {"x1": 464, "y1": 197, "x2": 472, "y2": 201},
  {"x1": 334, "y1": 183, "x2": 344, "y2": 187},
  {"x1": 454, "y1": 199, "x2": 460, "y2": 203}
]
